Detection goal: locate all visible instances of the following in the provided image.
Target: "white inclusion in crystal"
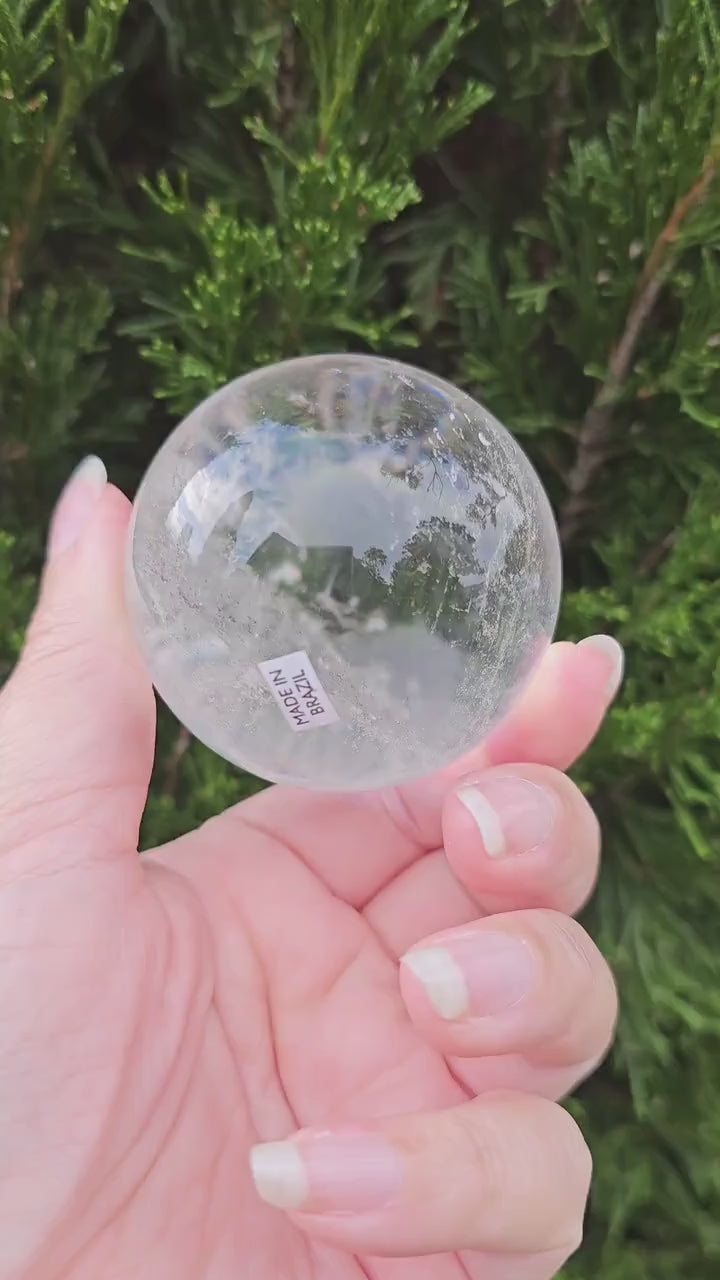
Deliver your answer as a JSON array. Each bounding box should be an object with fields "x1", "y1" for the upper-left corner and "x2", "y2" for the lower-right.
[
  {"x1": 182, "y1": 634, "x2": 230, "y2": 672},
  {"x1": 268, "y1": 561, "x2": 302, "y2": 587},
  {"x1": 365, "y1": 611, "x2": 388, "y2": 633}
]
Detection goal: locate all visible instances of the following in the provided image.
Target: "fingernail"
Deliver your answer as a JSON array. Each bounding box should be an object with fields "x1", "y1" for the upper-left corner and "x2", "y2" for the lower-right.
[
  {"x1": 250, "y1": 1141, "x2": 309, "y2": 1210},
  {"x1": 401, "y1": 930, "x2": 535, "y2": 1020},
  {"x1": 578, "y1": 634, "x2": 624, "y2": 700},
  {"x1": 456, "y1": 773, "x2": 559, "y2": 858},
  {"x1": 47, "y1": 456, "x2": 107, "y2": 560},
  {"x1": 250, "y1": 1129, "x2": 402, "y2": 1213}
]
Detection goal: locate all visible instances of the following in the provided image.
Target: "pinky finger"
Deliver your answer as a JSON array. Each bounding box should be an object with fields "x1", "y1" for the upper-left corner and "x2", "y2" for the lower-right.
[
  {"x1": 249, "y1": 1092, "x2": 590, "y2": 1261},
  {"x1": 360, "y1": 1247, "x2": 572, "y2": 1280}
]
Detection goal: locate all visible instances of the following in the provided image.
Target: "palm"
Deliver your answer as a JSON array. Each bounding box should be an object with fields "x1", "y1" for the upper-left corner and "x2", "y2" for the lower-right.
[
  {"x1": 149, "y1": 798, "x2": 469, "y2": 1280},
  {"x1": 153, "y1": 812, "x2": 462, "y2": 1279},
  {"x1": 6, "y1": 758, "x2": 596, "y2": 1280},
  {"x1": 1, "y1": 485, "x2": 620, "y2": 1279},
  {"x1": 32, "y1": 791, "x2": 477, "y2": 1280}
]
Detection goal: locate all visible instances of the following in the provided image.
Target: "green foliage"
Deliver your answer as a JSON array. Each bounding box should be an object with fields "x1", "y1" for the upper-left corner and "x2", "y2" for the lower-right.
[
  {"x1": 393, "y1": 3, "x2": 720, "y2": 1273},
  {"x1": 120, "y1": 0, "x2": 491, "y2": 411},
  {"x1": 0, "y1": 0, "x2": 128, "y2": 546},
  {"x1": 293, "y1": 0, "x2": 491, "y2": 152},
  {"x1": 0, "y1": 530, "x2": 34, "y2": 678},
  {"x1": 142, "y1": 727, "x2": 264, "y2": 847},
  {"x1": 123, "y1": 150, "x2": 418, "y2": 410},
  {"x1": 0, "y1": 0, "x2": 124, "y2": 226},
  {"x1": 1, "y1": 0, "x2": 720, "y2": 1275}
]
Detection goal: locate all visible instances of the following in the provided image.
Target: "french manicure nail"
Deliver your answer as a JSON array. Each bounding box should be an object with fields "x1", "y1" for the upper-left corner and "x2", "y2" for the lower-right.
[
  {"x1": 250, "y1": 1129, "x2": 403, "y2": 1213},
  {"x1": 250, "y1": 1140, "x2": 309, "y2": 1210},
  {"x1": 402, "y1": 930, "x2": 535, "y2": 1020},
  {"x1": 578, "y1": 634, "x2": 625, "y2": 700},
  {"x1": 456, "y1": 774, "x2": 559, "y2": 858},
  {"x1": 47, "y1": 455, "x2": 107, "y2": 560}
]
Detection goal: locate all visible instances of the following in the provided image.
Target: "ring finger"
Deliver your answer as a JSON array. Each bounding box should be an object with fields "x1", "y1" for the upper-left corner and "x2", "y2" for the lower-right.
[{"x1": 400, "y1": 908, "x2": 617, "y2": 1100}]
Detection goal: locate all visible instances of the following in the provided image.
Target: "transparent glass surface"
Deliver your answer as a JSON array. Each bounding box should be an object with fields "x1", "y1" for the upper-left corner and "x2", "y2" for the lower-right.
[{"x1": 126, "y1": 355, "x2": 562, "y2": 790}]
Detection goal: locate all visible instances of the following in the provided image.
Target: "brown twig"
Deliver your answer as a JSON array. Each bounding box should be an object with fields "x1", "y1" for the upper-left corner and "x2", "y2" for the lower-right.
[
  {"x1": 545, "y1": 0, "x2": 578, "y2": 181},
  {"x1": 637, "y1": 529, "x2": 677, "y2": 578},
  {"x1": 528, "y1": 2, "x2": 578, "y2": 282},
  {"x1": 559, "y1": 157, "x2": 717, "y2": 545},
  {"x1": 276, "y1": 20, "x2": 298, "y2": 140},
  {"x1": 161, "y1": 726, "x2": 191, "y2": 798},
  {"x1": 546, "y1": 60, "x2": 573, "y2": 181},
  {"x1": 0, "y1": 134, "x2": 59, "y2": 325}
]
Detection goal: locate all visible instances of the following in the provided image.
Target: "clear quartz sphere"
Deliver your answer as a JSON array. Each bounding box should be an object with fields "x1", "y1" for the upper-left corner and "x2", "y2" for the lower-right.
[{"x1": 126, "y1": 355, "x2": 561, "y2": 791}]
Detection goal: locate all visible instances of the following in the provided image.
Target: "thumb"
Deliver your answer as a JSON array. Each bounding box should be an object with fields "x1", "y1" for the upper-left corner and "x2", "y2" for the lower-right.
[{"x1": 0, "y1": 457, "x2": 156, "y2": 864}]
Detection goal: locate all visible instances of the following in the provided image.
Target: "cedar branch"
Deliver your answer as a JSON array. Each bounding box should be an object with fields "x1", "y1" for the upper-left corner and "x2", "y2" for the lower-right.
[
  {"x1": 558, "y1": 156, "x2": 717, "y2": 545},
  {"x1": 0, "y1": 134, "x2": 59, "y2": 325}
]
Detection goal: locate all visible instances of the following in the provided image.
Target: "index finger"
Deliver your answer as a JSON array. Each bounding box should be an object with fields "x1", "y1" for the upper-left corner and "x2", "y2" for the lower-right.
[{"x1": 223, "y1": 636, "x2": 623, "y2": 907}]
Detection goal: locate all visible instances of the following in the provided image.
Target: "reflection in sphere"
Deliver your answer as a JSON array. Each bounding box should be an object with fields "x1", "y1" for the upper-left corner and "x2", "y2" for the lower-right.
[{"x1": 126, "y1": 355, "x2": 561, "y2": 790}]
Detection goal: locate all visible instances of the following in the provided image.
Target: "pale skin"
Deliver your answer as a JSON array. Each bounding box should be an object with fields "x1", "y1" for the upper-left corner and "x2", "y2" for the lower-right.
[{"x1": 0, "y1": 457, "x2": 622, "y2": 1280}]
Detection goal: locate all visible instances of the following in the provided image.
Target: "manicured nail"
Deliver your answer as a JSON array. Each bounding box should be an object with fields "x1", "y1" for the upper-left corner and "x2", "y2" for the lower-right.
[
  {"x1": 578, "y1": 634, "x2": 624, "y2": 700},
  {"x1": 250, "y1": 1141, "x2": 308, "y2": 1209},
  {"x1": 456, "y1": 773, "x2": 559, "y2": 858},
  {"x1": 250, "y1": 1129, "x2": 403, "y2": 1213},
  {"x1": 401, "y1": 930, "x2": 535, "y2": 1020},
  {"x1": 47, "y1": 456, "x2": 107, "y2": 560}
]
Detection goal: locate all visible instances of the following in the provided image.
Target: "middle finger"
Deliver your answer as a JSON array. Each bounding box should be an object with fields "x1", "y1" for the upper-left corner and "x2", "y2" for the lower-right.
[{"x1": 364, "y1": 763, "x2": 601, "y2": 956}]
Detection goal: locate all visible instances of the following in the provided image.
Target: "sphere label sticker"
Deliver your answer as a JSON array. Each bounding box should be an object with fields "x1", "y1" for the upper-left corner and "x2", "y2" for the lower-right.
[{"x1": 258, "y1": 651, "x2": 340, "y2": 732}]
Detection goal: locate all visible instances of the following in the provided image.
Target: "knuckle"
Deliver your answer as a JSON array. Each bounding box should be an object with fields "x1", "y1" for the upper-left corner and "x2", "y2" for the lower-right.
[
  {"x1": 556, "y1": 1103, "x2": 593, "y2": 1192},
  {"x1": 555, "y1": 918, "x2": 618, "y2": 1053},
  {"x1": 542, "y1": 911, "x2": 614, "y2": 995},
  {"x1": 446, "y1": 1103, "x2": 509, "y2": 1213},
  {"x1": 439, "y1": 1094, "x2": 593, "y2": 1255},
  {"x1": 456, "y1": 1095, "x2": 593, "y2": 1254},
  {"x1": 556, "y1": 1217, "x2": 585, "y2": 1260},
  {"x1": 530, "y1": 1098, "x2": 592, "y2": 1245},
  {"x1": 548, "y1": 1115, "x2": 592, "y2": 1253},
  {"x1": 24, "y1": 629, "x2": 92, "y2": 693},
  {"x1": 450, "y1": 1104, "x2": 496, "y2": 1178},
  {"x1": 548, "y1": 911, "x2": 600, "y2": 972}
]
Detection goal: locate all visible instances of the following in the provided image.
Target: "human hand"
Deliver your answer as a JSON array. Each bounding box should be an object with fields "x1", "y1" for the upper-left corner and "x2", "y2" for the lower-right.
[{"x1": 0, "y1": 459, "x2": 621, "y2": 1280}]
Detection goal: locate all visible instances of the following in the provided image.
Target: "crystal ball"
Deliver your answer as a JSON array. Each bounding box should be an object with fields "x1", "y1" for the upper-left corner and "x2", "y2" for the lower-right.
[{"x1": 126, "y1": 355, "x2": 561, "y2": 790}]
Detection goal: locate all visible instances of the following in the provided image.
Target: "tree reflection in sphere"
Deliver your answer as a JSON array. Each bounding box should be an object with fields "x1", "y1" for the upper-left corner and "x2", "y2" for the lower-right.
[{"x1": 126, "y1": 355, "x2": 561, "y2": 790}]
